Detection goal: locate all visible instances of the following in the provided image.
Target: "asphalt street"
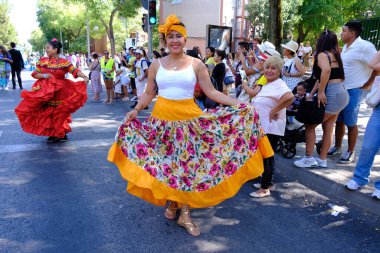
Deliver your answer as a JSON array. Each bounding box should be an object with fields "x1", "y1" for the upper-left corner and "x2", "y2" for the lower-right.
[{"x1": 0, "y1": 71, "x2": 379, "y2": 253}]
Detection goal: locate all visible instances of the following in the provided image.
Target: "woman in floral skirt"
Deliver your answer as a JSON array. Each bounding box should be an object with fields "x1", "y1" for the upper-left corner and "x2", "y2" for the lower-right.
[
  {"x1": 89, "y1": 53, "x2": 102, "y2": 100},
  {"x1": 108, "y1": 15, "x2": 274, "y2": 236}
]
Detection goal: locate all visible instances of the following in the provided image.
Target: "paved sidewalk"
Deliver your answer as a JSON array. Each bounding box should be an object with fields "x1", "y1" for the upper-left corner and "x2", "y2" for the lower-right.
[{"x1": 276, "y1": 97, "x2": 380, "y2": 215}]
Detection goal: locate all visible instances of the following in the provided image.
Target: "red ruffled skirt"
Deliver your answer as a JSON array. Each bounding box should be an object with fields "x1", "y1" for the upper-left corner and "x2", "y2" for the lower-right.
[{"x1": 15, "y1": 77, "x2": 87, "y2": 138}]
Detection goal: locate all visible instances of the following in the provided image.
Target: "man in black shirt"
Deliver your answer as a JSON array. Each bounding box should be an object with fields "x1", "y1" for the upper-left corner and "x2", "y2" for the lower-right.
[{"x1": 8, "y1": 42, "x2": 24, "y2": 89}]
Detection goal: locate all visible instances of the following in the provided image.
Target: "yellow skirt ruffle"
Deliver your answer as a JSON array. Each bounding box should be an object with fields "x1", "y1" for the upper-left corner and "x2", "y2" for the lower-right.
[{"x1": 108, "y1": 96, "x2": 274, "y2": 208}]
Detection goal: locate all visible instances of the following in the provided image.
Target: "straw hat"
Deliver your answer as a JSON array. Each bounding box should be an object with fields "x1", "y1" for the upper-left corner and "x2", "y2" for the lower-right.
[{"x1": 281, "y1": 41, "x2": 299, "y2": 53}]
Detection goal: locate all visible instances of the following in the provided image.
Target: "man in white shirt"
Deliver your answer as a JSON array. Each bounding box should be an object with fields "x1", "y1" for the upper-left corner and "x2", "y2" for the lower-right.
[
  {"x1": 302, "y1": 41, "x2": 312, "y2": 68},
  {"x1": 132, "y1": 49, "x2": 149, "y2": 108},
  {"x1": 328, "y1": 20, "x2": 377, "y2": 163}
]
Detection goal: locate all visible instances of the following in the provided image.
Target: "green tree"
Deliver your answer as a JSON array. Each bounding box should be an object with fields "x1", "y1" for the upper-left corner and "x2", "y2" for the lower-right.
[
  {"x1": 247, "y1": 0, "x2": 380, "y2": 47},
  {"x1": 0, "y1": 0, "x2": 17, "y2": 47},
  {"x1": 28, "y1": 28, "x2": 46, "y2": 54},
  {"x1": 36, "y1": 0, "x2": 88, "y2": 53},
  {"x1": 67, "y1": 0, "x2": 141, "y2": 56}
]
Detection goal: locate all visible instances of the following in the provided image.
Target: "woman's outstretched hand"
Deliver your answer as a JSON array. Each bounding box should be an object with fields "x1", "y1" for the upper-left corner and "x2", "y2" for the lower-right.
[
  {"x1": 83, "y1": 76, "x2": 90, "y2": 84},
  {"x1": 125, "y1": 109, "x2": 139, "y2": 122}
]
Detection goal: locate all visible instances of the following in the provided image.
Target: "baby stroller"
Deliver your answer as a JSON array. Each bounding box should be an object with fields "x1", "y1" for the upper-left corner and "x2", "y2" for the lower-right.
[{"x1": 275, "y1": 111, "x2": 306, "y2": 159}]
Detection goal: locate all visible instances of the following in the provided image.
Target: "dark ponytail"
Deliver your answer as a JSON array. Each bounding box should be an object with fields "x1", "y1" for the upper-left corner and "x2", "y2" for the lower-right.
[
  {"x1": 313, "y1": 30, "x2": 345, "y2": 80},
  {"x1": 48, "y1": 38, "x2": 63, "y2": 54}
]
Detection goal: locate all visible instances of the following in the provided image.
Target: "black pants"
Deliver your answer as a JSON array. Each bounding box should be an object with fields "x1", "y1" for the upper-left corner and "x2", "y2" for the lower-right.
[
  {"x1": 130, "y1": 77, "x2": 136, "y2": 90},
  {"x1": 261, "y1": 134, "x2": 280, "y2": 189},
  {"x1": 11, "y1": 69, "x2": 22, "y2": 88}
]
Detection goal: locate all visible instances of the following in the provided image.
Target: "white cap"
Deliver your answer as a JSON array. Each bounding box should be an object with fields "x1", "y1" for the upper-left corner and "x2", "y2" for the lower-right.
[
  {"x1": 134, "y1": 49, "x2": 143, "y2": 55},
  {"x1": 257, "y1": 48, "x2": 281, "y2": 61},
  {"x1": 258, "y1": 41, "x2": 275, "y2": 53},
  {"x1": 266, "y1": 48, "x2": 281, "y2": 58}
]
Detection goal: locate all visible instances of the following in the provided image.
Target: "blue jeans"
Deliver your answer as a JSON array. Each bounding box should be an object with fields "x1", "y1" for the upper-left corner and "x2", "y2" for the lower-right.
[
  {"x1": 337, "y1": 88, "x2": 362, "y2": 126},
  {"x1": 352, "y1": 105, "x2": 380, "y2": 190}
]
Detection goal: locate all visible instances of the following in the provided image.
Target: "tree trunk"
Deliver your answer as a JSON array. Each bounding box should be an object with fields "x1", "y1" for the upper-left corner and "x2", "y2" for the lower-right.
[
  {"x1": 269, "y1": 0, "x2": 283, "y2": 52},
  {"x1": 296, "y1": 23, "x2": 305, "y2": 43},
  {"x1": 100, "y1": 7, "x2": 119, "y2": 57},
  {"x1": 108, "y1": 7, "x2": 119, "y2": 57},
  {"x1": 297, "y1": 24, "x2": 311, "y2": 43}
]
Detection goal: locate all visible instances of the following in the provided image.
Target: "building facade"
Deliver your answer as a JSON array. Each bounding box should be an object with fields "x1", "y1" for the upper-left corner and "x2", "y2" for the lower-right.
[{"x1": 159, "y1": 0, "x2": 251, "y2": 54}]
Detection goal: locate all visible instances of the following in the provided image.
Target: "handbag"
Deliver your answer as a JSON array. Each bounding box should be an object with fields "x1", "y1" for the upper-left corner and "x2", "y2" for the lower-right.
[
  {"x1": 89, "y1": 61, "x2": 99, "y2": 80},
  {"x1": 295, "y1": 95, "x2": 325, "y2": 124},
  {"x1": 365, "y1": 76, "x2": 380, "y2": 108}
]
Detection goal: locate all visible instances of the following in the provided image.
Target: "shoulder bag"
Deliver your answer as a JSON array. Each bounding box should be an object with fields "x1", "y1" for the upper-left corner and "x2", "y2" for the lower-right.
[{"x1": 89, "y1": 61, "x2": 99, "y2": 80}]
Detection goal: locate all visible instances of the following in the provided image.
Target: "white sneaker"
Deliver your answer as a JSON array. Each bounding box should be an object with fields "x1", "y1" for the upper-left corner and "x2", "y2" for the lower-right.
[
  {"x1": 4, "y1": 87, "x2": 9, "y2": 91},
  {"x1": 294, "y1": 156, "x2": 318, "y2": 168},
  {"x1": 345, "y1": 179, "x2": 361, "y2": 190},
  {"x1": 316, "y1": 157, "x2": 327, "y2": 168},
  {"x1": 339, "y1": 151, "x2": 355, "y2": 164},
  {"x1": 122, "y1": 97, "x2": 129, "y2": 101},
  {"x1": 372, "y1": 189, "x2": 380, "y2": 200},
  {"x1": 131, "y1": 96, "x2": 138, "y2": 101}
]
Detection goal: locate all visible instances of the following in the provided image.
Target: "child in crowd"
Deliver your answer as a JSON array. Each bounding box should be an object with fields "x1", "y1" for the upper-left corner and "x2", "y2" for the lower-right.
[
  {"x1": 113, "y1": 66, "x2": 123, "y2": 100},
  {"x1": 120, "y1": 64, "x2": 130, "y2": 101},
  {"x1": 194, "y1": 83, "x2": 205, "y2": 110},
  {"x1": 288, "y1": 81, "x2": 308, "y2": 112},
  {"x1": 287, "y1": 81, "x2": 308, "y2": 125}
]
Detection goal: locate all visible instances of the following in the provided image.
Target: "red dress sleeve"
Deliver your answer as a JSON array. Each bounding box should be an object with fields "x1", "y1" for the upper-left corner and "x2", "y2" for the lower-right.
[
  {"x1": 66, "y1": 60, "x2": 79, "y2": 78},
  {"x1": 31, "y1": 57, "x2": 44, "y2": 78}
]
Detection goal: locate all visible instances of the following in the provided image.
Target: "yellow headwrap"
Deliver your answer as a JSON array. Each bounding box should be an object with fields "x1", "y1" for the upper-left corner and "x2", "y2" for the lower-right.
[{"x1": 158, "y1": 14, "x2": 187, "y2": 38}]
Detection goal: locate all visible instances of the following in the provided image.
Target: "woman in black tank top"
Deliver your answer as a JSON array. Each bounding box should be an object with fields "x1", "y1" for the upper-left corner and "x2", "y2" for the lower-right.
[{"x1": 294, "y1": 30, "x2": 349, "y2": 169}]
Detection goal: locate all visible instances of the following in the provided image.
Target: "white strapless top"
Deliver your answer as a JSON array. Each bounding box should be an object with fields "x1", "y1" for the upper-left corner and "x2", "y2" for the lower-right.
[{"x1": 156, "y1": 58, "x2": 196, "y2": 100}]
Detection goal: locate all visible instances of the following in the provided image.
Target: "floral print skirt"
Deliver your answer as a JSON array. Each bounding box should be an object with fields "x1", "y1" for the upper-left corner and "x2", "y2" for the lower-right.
[{"x1": 108, "y1": 96, "x2": 274, "y2": 208}]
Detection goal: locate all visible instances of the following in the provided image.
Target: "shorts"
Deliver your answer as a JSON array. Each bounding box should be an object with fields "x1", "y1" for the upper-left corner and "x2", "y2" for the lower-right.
[
  {"x1": 136, "y1": 80, "x2": 147, "y2": 97},
  {"x1": 130, "y1": 77, "x2": 136, "y2": 89},
  {"x1": 102, "y1": 73, "x2": 113, "y2": 81},
  {"x1": 325, "y1": 82, "x2": 349, "y2": 114},
  {"x1": 337, "y1": 87, "x2": 362, "y2": 126}
]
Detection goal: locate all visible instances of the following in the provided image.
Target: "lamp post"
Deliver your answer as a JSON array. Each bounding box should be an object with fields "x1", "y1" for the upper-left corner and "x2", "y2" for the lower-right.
[
  {"x1": 86, "y1": 19, "x2": 91, "y2": 59},
  {"x1": 86, "y1": 19, "x2": 99, "y2": 59}
]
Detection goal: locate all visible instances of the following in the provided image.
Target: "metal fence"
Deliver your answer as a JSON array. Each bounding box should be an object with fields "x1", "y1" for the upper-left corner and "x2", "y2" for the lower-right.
[{"x1": 361, "y1": 16, "x2": 380, "y2": 50}]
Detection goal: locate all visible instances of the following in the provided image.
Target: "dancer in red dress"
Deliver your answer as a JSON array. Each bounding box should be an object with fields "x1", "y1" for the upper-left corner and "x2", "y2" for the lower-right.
[{"x1": 15, "y1": 39, "x2": 89, "y2": 142}]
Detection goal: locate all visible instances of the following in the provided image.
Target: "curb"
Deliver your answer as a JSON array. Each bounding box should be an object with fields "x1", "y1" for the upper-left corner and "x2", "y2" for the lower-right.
[{"x1": 277, "y1": 156, "x2": 380, "y2": 216}]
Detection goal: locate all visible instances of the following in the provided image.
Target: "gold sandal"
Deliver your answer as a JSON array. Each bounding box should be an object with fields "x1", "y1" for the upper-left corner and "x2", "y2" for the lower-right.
[
  {"x1": 164, "y1": 201, "x2": 178, "y2": 220},
  {"x1": 177, "y1": 208, "x2": 201, "y2": 236}
]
